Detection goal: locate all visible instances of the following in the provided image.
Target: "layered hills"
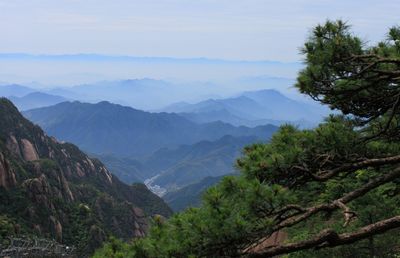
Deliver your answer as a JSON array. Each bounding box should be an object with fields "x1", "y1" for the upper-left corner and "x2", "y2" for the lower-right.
[
  {"x1": 0, "y1": 84, "x2": 35, "y2": 97},
  {"x1": 143, "y1": 135, "x2": 260, "y2": 192},
  {"x1": 24, "y1": 101, "x2": 277, "y2": 157},
  {"x1": 8, "y1": 92, "x2": 67, "y2": 111},
  {"x1": 95, "y1": 135, "x2": 261, "y2": 194},
  {"x1": 162, "y1": 89, "x2": 328, "y2": 127},
  {"x1": 23, "y1": 101, "x2": 278, "y2": 210}
]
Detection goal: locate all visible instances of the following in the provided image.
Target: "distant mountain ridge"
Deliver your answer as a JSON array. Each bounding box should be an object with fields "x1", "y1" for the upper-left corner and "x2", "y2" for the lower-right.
[
  {"x1": 95, "y1": 134, "x2": 261, "y2": 193},
  {"x1": 8, "y1": 92, "x2": 68, "y2": 111},
  {"x1": 23, "y1": 101, "x2": 278, "y2": 157},
  {"x1": 46, "y1": 79, "x2": 245, "y2": 110},
  {"x1": 0, "y1": 53, "x2": 300, "y2": 65},
  {"x1": 163, "y1": 89, "x2": 328, "y2": 127},
  {"x1": 163, "y1": 175, "x2": 225, "y2": 212},
  {"x1": 0, "y1": 84, "x2": 35, "y2": 97},
  {"x1": 0, "y1": 85, "x2": 68, "y2": 111},
  {"x1": 143, "y1": 135, "x2": 259, "y2": 192}
]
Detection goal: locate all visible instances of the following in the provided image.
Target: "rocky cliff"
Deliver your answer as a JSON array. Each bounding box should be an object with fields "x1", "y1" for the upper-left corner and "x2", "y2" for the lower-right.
[{"x1": 0, "y1": 98, "x2": 172, "y2": 256}]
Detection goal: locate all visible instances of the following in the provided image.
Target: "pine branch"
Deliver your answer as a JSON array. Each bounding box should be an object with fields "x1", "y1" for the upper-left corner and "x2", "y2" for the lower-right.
[{"x1": 249, "y1": 216, "x2": 400, "y2": 257}]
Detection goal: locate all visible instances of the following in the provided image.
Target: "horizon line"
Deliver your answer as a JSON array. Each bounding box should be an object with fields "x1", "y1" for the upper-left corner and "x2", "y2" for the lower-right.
[{"x1": 0, "y1": 52, "x2": 301, "y2": 65}]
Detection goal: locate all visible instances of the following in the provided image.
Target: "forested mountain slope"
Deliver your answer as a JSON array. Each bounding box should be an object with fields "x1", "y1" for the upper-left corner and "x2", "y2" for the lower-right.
[
  {"x1": 24, "y1": 101, "x2": 277, "y2": 157},
  {"x1": 0, "y1": 98, "x2": 172, "y2": 256}
]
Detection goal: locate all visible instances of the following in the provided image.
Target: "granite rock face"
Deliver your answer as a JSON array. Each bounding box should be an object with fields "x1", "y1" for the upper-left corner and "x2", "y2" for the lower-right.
[{"x1": 0, "y1": 152, "x2": 17, "y2": 189}]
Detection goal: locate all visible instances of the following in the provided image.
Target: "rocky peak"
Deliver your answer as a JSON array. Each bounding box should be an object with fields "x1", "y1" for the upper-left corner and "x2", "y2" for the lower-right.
[{"x1": 0, "y1": 98, "x2": 172, "y2": 256}]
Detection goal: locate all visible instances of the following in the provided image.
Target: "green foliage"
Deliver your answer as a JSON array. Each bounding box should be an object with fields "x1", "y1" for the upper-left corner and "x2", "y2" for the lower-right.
[
  {"x1": 127, "y1": 176, "x2": 295, "y2": 257},
  {"x1": 0, "y1": 215, "x2": 15, "y2": 246},
  {"x1": 93, "y1": 237, "x2": 136, "y2": 258}
]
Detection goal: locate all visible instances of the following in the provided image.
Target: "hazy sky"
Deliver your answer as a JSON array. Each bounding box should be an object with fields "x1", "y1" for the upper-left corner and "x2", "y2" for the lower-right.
[{"x1": 0, "y1": 0, "x2": 399, "y2": 62}]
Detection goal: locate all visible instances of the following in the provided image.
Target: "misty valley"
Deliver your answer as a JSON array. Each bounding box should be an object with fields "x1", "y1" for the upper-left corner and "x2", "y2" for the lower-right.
[{"x1": 2, "y1": 80, "x2": 326, "y2": 205}]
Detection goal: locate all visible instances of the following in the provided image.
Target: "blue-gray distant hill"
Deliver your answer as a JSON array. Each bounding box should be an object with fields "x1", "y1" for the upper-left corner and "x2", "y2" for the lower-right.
[
  {"x1": 0, "y1": 85, "x2": 68, "y2": 111},
  {"x1": 9, "y1": 92, "x2": 67, "y2": 111},
  {"x1": 93, "y1": 135, "x2": 257, "y2": 210},
  {"x1": 24, "y1": 101, "x2": 278, "y2": 157},
  {"x1": 48, "y1": 79, "x2": 175, "y2": 110},
  {"x1": 163, "y1": 175, "x2": 225, "y2": 212},
  {"x1": 0, "y1": 84, "x2": 35, "y2": 97},
  {"x1": 163, "y1": 89, "x2": 328, "y2": 128},
  {"x1": 46, "y1": 79, "x2": 238, "y2": 110},
  {"x1": 94, "y1": 135, "x2": 261, "y2": 191},
  {"x1": 143, "y1": 135, "x2": 258, "y2": 192}
]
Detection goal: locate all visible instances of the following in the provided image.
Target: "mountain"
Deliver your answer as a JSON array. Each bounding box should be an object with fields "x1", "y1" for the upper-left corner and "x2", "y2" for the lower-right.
[
  {"x1": 91, "y1": 154, "x2": 144, "y2": 183},
  {"x1": 49, "y1": 79, "x2": 173, "y2": 110},
  {"x1": 163, "y1": 176, "x2": 224, "y2": 212},
  {"x1": 47, "y1": 79, "x2": 227, "y2": 110},
  {"x1": 0, "y1": 84, "x2": 35, "y2": 97},
  {"x1": 143, "y1": 135, "x2": 260, "y2": 193},
  {"x1": 0, "y1": 98, "x2": 172, "y2": 256},
  {"x1": 23, "y1": 101, "x2": 278, "y2": 157},
  {"x1": 8, "y1": 92, "x2": 67, "y2": 111},
  {"x1": 162, "y1": 89, "x2": 328, "y2": 127},
  {"x1": 95, "y1": 135, "x2": 264, "y2": 197},
  {"x1": 0, "y1": 54, "x2": 301, "y2": 86},
  {"x1": 241, "y1": 89, "x2": 325, "y2": 120},
  {"x1": 162, "y1": 96, "x2": 265, "y2": 118}
]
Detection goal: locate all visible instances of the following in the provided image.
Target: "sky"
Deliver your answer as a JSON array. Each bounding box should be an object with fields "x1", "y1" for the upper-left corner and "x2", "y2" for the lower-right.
[{"x1": 0, "y1": 0, "x2": 399, "y2": 62}]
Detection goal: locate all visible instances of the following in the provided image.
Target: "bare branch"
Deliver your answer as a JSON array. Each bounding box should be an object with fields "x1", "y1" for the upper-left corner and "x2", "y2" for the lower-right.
[
  {"x1": 243, "y1": 167, "x2": 400, "y2": 255},
  {"x1": 249, "y1": 216, "x2": 400, "y2": 257},
  {"x1": 335, "y1": 200, "x2": 357, "y2": 227},
  {"x1": 312, "y1": 155, "x2": 400, "y2": 180},
  {"x1": 273, "y1": 166, "x2": 400, "y2": 232}
]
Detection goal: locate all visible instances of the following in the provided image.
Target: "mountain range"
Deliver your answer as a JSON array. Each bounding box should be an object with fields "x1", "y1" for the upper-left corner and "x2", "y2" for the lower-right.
[
  {"x1": 0, "y1": 84, "x2": 35, "y2": 97},
  {"x1": 162, "y1": 89, "x2": 328, "y2": 127},
  {"x1": 0, "y1": 98, "x2": 171, "y2": 256},
  {"x1": 143, "y1": 135, "x2": 260, "y2": 193},
  {"x1": 23, "y1": 101, "x2": 278, "y2": 157},
  {"x1": 0, "y1": 53, "x2": 301, "y2": 86},
  {"x1": 0, "y1": 84, "x2": 68, "y2": 111},
  {"x1": 94, "y1": 135, "x2": 262, "y2": 195},
  {"x1": 47, "y1": 79, "x2": 236, "y2": 110},
  {"x1": 8, "y1": 92, "x2": 68, "y2": 111},
  {"x1": 0, "y1": 81, "x2": 329, "y2": 128},
  {"x1": 0, "y1": 83, "x2": 328, "y2": 212},
  {"x1": 21, "y1": 100, "x2": 280, "y2": 210}
]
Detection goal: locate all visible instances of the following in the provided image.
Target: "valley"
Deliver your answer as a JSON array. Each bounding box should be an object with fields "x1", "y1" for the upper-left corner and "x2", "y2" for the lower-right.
[{"x1": 0, "y1": 81, "x2": 328, "y2": 212}]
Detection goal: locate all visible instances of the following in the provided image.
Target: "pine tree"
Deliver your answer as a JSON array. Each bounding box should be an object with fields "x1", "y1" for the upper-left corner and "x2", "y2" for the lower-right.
[{"x1": 94, "y1": 20, "x2": 400, "y2": 258}]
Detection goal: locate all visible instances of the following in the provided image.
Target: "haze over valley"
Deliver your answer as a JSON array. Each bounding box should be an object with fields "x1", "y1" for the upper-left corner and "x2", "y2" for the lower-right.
[{"x1": 0, "y1": 69, "x2": 329, "y2": 213}]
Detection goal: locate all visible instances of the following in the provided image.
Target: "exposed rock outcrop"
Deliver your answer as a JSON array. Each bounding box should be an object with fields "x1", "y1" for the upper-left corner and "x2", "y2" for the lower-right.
[
  {"x1": 20, "y1": 138, "x2": 39, "y2": 161},
  {"x1": 22, "y1": 174, "x2": 55, "y2": 211},
  {"x1": 0, "y1": 152, "x2": 17, "y2": 189},
  {"x1": 6, "y1": 134, "x2": 21, "y2": 158},
  {"x1": 50, "y1": 215, "x2": 63, "y2": 242}
]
